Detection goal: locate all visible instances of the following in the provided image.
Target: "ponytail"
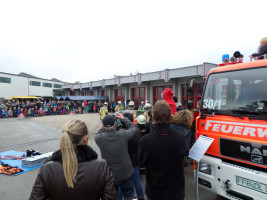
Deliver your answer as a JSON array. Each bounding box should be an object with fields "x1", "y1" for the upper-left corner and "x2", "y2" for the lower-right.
[{"x1": 60, "y1": 131, "x2": 78, "y2": 188}]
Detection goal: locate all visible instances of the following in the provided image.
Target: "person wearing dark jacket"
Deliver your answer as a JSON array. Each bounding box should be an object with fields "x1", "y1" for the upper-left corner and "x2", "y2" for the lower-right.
[
  {"x1": 122, "y1": 112, "x2": 144, "y2": 199},
  {"x1": 30, "y1": 120, "x2": 117, "y2": 200},
  {"x1": 171, "y1": 110, "x2": 193, "y2": 155},
  {"x1": 95, "y1": 113, "x2": 138, "y2": 199},
  {"x1": 139, "y1": 100, "x2": 186, "y2": 200},
  {"x1": 171, "y1": 110, "x2": 194, "y2": 167},
  {"x1": 250, "y1": 37, "x2": 267, "y2": 60}
]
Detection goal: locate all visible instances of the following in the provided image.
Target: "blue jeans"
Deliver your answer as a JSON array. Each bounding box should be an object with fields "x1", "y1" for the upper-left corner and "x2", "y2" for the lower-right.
[
  {"x1": 115, "y1": 176, "x2": 134, "y2": 200},
  {"x1": 118, "y1": 167, "x2": 144, "y2": 200},
  {"x1": 132, "y1": 166, "x2": 144, "y2": 198},
  {"x1": 117, "y1": 187, "x2": 123, "y2": 200}
]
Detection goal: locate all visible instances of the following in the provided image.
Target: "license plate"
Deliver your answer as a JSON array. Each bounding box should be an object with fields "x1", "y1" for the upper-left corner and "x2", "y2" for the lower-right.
[{"x1": 236, "y1": 176, "x2": 267, "y2": 195}]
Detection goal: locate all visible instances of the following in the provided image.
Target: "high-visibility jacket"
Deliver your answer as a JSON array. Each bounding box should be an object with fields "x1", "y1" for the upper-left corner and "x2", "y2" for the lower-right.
[
  {"x1": 131, "y1": 110, "x2": 137, "y2": 118},
  {"x1": 115, "y1": 105, "x2": 123, "y2": 112},
  {"x1": 143, "y1": 110, "x2": 150, "y2": 122},
  {"x1": 133, "y1": 118, "x2": 137, "y2": 126},
  {"x1": 99, "y1": 106, "x2": 108, "y2": 120}
]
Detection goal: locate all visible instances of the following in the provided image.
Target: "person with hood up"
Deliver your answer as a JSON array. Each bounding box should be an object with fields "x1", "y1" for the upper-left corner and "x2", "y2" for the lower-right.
[{"x1": 162, "y1": 88, "x2": 177, "y2": 115}]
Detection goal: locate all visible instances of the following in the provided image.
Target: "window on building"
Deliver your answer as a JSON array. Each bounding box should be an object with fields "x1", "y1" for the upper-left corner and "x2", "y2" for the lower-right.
[
  {"x1": 131, "y1": 87, "x2": 145, "y2": 106},
  {"x1": 54, "y1": 84, "x2": 62, "y2": 88},
  {"x1": 152, "y1": 85, "x2": 172, "y2": 105},
  {"x1": 181, "y1": 82, "x2": 204, "y2": 109},
  {"x1": 30, "y1": 81, "x2": 41, "y2": 86},
  {"x1": 101, "y1": 90, "x2": 109, "y2": 98},
  {"x1": 89, "y1": 91, "x2": 96, "y2": 96},
  {"x1": 69, "y1": 91, "x2": 75, "y2": 96},
  {"x1": 43, "y1": 82, "x2": 52, "y2": 88},
  {"x1": 80, "y1": 91, "x2": 86, "y2": 96},
  {"x1": 0, "y1": 77, "x2": 11, "y2": 84},
  {"x1": 114, "y1": 88, "x2": 125, "y2": 103}
]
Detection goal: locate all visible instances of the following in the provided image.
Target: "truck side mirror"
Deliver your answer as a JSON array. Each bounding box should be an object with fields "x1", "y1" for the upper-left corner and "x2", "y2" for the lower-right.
[
  {"x1": 186, "y1": 79, "x2": 194, "y2": 93},
  {"x1": 187, "y1": 99, "x2": 194, "y2": 109}
]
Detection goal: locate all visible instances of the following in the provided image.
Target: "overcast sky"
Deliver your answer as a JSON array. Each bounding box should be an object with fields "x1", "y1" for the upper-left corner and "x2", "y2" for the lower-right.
[{"x1": 0, "y1": 0, "x2": 266, "y2": 83}]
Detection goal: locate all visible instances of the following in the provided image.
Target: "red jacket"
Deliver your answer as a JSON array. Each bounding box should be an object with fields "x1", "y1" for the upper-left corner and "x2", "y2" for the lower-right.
[{"x1": 163, "y1": 88, "x2": 177, "y2": 115}]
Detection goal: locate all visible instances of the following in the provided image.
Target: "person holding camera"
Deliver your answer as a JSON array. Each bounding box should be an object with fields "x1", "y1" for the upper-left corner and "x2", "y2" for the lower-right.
[{"x1": 95, "y1": 113, "x2": 139, "y2": 199}]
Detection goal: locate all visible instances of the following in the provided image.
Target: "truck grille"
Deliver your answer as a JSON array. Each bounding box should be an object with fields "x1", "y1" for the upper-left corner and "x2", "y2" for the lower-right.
[{"x1": 220, "y1": 138, "x2": 267, "y2": 166}]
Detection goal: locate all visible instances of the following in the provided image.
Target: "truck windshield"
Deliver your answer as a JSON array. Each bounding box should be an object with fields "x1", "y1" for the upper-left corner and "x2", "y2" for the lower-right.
[{"x1": 201, "y1": 67, "x2": 267, "y2": 116}]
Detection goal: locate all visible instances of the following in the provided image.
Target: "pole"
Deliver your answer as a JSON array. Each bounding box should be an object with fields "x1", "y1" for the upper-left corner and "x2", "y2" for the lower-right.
[{"x1": 195, "y1": 161, "x2": 200, "y2": 200}]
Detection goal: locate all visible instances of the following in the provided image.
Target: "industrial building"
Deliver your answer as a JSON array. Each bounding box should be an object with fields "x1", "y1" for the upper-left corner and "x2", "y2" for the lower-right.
[
  {"x1": 61, "y1": 62, "x2": 217, "y2": 108},
  {"x1": 0, "y1": 72, "x2": 65, "y2": 99}
]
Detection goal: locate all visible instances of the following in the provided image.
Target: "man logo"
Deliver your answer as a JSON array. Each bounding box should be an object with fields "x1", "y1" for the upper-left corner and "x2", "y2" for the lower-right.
[{"x1": 240, "y1": 146, "x2": 267, "y2": 164}]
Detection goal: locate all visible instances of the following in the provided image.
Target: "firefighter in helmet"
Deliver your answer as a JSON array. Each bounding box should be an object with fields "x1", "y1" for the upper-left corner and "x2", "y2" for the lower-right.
[
  {"x1": 115, "y1": 101, "x2": 123, "y2": 112},
  {"x1": 143, "y1": 103, "x2": 152, "y2": 122},
  {"x1": 127, "y1": 101, "x2": 136, "y2": 118},
  {"x1": 99, "y1": 102, "x2": 108, "y2": 121}
]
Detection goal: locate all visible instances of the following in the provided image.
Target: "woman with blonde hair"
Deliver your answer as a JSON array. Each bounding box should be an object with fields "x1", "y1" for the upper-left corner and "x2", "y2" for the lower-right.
[
  {"x1": 171, "y1": 110, "x2": 193, "y2": 159},
  {"x1": 30, "y1": 119, "x2": 117, "y2": 200}
]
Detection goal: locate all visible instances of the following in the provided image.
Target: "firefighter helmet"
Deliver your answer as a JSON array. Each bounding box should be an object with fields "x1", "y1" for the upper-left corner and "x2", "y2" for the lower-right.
[
  {"x1": 137, "y1": 115, "x2": 146, "y2": 124},
  {"x1": 128, "y1": 101, "x2": 135, "y2": 106},
  {"x1": 144, "y1": 103, "x2": 152, "y2": 109}
]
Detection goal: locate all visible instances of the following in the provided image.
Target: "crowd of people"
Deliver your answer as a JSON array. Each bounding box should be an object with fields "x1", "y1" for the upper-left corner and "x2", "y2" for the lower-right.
[
  {"x1": 29, "y1": 87, "x2": 198, "y2": 200},
  {"x1": 0, "y1": 99, "x2": 124, "y2": 118}
]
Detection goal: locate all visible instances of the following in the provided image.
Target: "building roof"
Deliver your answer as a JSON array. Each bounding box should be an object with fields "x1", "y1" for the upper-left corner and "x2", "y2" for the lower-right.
[
  {"x1": 50, "y1": 78, "x2": 63, "y2": 83},
  {"x1": 0, "y1": 71, "x2": 65, "y2": 83},
  {"x1": 17, "y1": 72, "x2": 41, "y2": 79},
  {"x1": 62, "y1": 62, "x2": 218, "y2": 90}
]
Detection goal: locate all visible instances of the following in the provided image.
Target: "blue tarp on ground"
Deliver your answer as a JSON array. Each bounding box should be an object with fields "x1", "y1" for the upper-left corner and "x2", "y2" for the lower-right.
[
  {"x1": 55, "y1": 96, "x2": 108, "y2": 101},
  {"x1": 0, "y1": 151, "x2": 41, "y2": 175}
]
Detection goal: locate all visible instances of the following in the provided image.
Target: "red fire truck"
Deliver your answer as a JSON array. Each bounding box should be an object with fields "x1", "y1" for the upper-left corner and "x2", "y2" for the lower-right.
[{"x1": 195, "y1": 58, "x2": 267, "y2": 200}]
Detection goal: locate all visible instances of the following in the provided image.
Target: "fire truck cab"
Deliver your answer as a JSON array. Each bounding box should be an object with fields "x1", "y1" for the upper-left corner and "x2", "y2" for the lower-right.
[{"x1": 196, "y1": 59, "x2": 267, "y2": 200}]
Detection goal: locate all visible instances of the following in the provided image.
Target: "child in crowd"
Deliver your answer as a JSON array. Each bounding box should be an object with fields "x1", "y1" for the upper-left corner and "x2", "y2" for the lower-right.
[
  {"x1": 8, "y1": 108, "x2": 12, "y2": 118},
  {"x1": 37, "y1": 109, "x2": 41, "y2": 117},
  {"x1": 28, "y1": 109, "x2": 31, "y2": 118},
  {"x1": 66, "y1": 105, "x2": 69, "y2": 114},
  {"x1": 63, "y1": 107, "x2": 66, "y2": 114},
  {"x1": 93, "y1": 104, "x2": 97, "y2": 113},
  {"x1": 34, "y1": 109, "x2": 37, "y2": 117},
  {"x1": 59, "y1": 106, "x2": 63, "y2": 115},
  {"x1": 24, "y1": 109, "x2": 28, "y2": 118},
  {"x1": 17, "y1": 107, "x2": 21, "y2": 117},
  {"x1": 53, "y1": 107, "x2": 57, "y2": 115},
  {"x1": 12, "y1": 107, "x2": 17, "y2": 117},
  {"x1": 5, "y1": 109, "x2": 9, "y2": 118}
]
